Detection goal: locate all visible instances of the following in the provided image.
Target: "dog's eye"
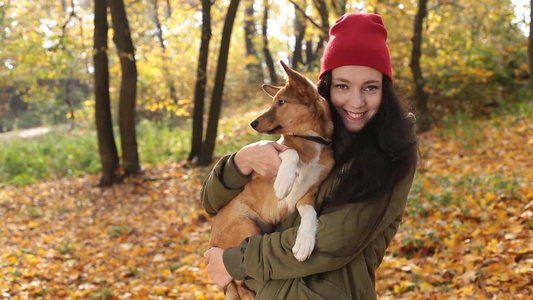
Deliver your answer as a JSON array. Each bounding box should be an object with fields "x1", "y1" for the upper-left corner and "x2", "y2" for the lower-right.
[{"x1": 277, "y1": 100, "x2": 285, "y2": 107}]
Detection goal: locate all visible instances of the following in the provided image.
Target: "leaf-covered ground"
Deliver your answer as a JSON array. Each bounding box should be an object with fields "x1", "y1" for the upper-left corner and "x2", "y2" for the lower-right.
[
  {"x1": 377, "y1": 115, "x2": 533, "y2": 299},
  {"x1": 1, "y1": 115, "x2": 532, "y2": 299}
]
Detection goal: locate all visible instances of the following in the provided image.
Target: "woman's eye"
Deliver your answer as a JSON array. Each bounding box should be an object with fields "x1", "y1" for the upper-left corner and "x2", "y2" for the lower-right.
[
  {"x1": 365, "y1": 85, "x2": 379, "y2": 91},
  {"x1": 277, "y1": 100, "x2": 285, "y2": 106},
  {"x1": 335, "y1": 84, "x2": 347, "y2": 89}
]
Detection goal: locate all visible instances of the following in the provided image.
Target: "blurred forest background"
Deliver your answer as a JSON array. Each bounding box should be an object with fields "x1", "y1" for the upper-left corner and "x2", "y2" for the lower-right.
[
  {"x1": 0, "y1": 0, "x2": 531, "y2": 185},
  {"x1": 1, "y1": 1, "x2": 532, "y2": 299}
]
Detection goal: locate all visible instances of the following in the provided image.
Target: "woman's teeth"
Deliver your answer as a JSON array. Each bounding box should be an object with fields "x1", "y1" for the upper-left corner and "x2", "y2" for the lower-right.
[{"x1": 347, "y1": 111, "x2": 364, "y2": 119}]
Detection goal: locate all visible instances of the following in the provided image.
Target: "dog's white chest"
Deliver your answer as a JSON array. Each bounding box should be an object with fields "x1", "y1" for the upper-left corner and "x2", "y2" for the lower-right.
[{"x1": 275, "y1": 149, "x2": 324, "y2": 215}]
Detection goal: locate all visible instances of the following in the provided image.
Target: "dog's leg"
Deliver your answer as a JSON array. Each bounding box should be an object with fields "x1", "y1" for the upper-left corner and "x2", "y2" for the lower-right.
[
  {"x1": 236, "y1": 279, "x2": 255, "y2": 300},
  {"x1": 274, "y1": 149, "x2": 299, "y2": 200},
  {"x1": 225, "y1": 281, "x2": 240, "y2": 300},
  {"x1": 292, "y1": 193, "x2": 318, "y2": 262},
  {"x1": 281, "y1": 163, "x2": 325, "y2": 261},
  {"x1": 225, "y1": 279, "x2": 255, "y2": 300}
]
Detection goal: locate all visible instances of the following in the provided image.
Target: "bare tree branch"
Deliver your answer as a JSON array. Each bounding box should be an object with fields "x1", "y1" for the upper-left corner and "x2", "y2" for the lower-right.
[
  {"x1": 287, "y1": 0, "x2": 328, "y2": 35},
  {"x1": 428, "y1": 0, "x2": 464, "y2": 12}
]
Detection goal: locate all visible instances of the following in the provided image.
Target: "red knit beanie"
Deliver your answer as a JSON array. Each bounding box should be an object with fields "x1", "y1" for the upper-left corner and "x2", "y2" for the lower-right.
[{"x1": 319, "y1": 13, "x2": 393, "y2": 83}]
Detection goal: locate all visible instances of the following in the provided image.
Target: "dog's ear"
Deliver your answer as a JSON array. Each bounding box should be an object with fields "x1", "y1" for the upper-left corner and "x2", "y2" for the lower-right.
[
  {"x1": 262, "y1": 84, "x2": 281, "y2": 97},
  {"x1": 279, "y1": 61, "x2": 317, "y2": 101}
]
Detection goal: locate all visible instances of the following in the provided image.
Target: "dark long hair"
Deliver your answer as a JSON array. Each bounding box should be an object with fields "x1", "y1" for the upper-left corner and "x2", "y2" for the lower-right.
[{"x1": 318, "y1": 71, "x2": 418, "y2": 212}]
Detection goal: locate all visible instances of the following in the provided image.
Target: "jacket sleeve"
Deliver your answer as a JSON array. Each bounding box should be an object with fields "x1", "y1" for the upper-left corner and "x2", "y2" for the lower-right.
[
  {"x1": 201, "y1": 153, "x2": 251, "y2": 215},
  {"x1": 223, "y1": 165, "x2": 416, "y2": 281}
]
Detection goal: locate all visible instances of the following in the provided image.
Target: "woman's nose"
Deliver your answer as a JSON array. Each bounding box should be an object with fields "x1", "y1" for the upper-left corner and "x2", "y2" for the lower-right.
[{"x1": 350, "y1": 92, "x2": 366, "y2": 108}]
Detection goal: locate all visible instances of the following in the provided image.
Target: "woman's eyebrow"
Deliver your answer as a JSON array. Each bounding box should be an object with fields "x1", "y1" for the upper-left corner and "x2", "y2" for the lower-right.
[
  {"x1": 332, "y1": 77, "x2": 351, "y2": 83},
  {"x1": 332, "y1": 78, "x2": 383, "y2": 85},
  {"x1": 364, "y1": 80, "x2": 382, "y2": 85}
]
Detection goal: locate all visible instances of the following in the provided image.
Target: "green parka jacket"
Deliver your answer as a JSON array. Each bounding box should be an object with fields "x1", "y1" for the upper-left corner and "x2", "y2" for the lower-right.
[{"x1": 202, "y1": 117, "x2": 417, "y2": 300}]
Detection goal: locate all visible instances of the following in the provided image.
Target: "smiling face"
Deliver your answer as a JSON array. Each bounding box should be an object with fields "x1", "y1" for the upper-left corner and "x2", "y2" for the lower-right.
[{"x1": 330, "y1": 65, "x2": 383, "y2": 132}]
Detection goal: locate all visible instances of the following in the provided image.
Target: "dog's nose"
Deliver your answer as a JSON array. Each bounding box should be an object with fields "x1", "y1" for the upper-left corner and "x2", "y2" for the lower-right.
[{"x1": 250, "y1": 120, "x2": 258, "y2": 129}]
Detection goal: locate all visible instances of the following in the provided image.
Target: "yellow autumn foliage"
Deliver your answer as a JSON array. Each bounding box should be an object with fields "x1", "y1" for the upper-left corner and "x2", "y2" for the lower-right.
[{"x1": 0, "y1": 113, "x2": 532, "y2": 299}]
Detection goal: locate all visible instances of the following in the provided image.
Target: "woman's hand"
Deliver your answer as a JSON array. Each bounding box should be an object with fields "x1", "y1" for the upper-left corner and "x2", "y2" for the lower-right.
[
  {"x1": 204, "y1": 247, "x2": 233, "y2": 288},
  {"x1": 234, "y1": 141, "x2": 288, "y2": 177}
]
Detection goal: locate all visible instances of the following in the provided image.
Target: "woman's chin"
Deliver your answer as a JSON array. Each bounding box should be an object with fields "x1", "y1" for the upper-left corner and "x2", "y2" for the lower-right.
[{"x1": 342, "y1": 119, "x2": 366, "y2": 132}]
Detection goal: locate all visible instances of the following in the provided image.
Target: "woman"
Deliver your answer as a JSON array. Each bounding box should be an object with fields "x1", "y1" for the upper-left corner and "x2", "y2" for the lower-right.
[{"x1": 202, "y1": 13, "x2": 418, "y2": 299}]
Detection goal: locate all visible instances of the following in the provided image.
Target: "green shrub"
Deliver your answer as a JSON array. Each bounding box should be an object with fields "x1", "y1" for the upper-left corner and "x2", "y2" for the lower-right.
[
  {"x1": 0, "y1": 127, "x2": 100, "y2": 186},
  {"x1": 136, "y1": 119, "x2": 191, "y2": 164},
  {"x1": 0, "y1": 113, "x2": 268, "y2": 186}
]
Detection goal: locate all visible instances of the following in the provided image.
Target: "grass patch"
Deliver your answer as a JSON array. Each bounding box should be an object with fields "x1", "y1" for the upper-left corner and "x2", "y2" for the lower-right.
[
  {"x1": 136, "y1": 119, "x2": 192, "y2": 164},
  {"x1": 0, "y1": 102, "x2": 272, "y2": 186},
  {"x1": 0, "y1": 127, "x2": 100, "y2": 186}
]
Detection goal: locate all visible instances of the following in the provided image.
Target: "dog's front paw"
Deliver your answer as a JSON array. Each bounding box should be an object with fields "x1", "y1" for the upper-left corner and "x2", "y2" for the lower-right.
[
  {"x1": 274, "y1": 173, "x2": 295, "y2": 199},
  {"x1": 274, "y1": 149, "x2": 299, "y2": 199},
  {"x1": 292, "y1": 205, "x2": 317, "y2": 262},
  {"x1": 292, "y1": 229, "x2": 316, "y2": 262}
]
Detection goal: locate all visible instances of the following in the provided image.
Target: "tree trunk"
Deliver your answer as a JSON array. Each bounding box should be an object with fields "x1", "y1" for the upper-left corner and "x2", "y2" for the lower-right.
[
  {"x1": 309, "y1": 0, "x2": 329, "y2": 71},
  {"x1": 165, "y1": 0, "x2": 172, "y2": 17},
  {"x1": 198, "y1": 0, "x2": 241, "y2": 166},
  {"x1": 262, "y1": 0, "x2": 277, "y2": 84},
  {"x1": 529, "y1": 0, "x2": 533, "y2": 94},
  {"x1": 331, "y1": 0, "x2": 346, "y2": 16},
  {"x1": 289, "y1": 0, "x2": 328, "y2": 71},
  {"x1": 62, "y1": 77, "x2": 75, "y2": 130},
  {"x1": 292, "y1": 7, "x2": 306, "y2": 69},
  {"x1": 151, "y1": 0, "x2": 179, "y2": 107},
  {"x1": 94, "y1": 0, "x2": 120, "y2": 186},
  {"x1": 305, "y1": 36, "x2": 325, "y2": 71},
  {"x1": 244, "y1": 0, "x2": 262, "y2": 83},
  {"x1": 410, "y1": 0, "x2": 431, "y2": 133},
  {"x1": 109, "y1": 0, "x2": 141, "y2": 176},
  {"x1": 313, "y1": 0, "x2": 329, "y2": 34},
  {"x1": 188, "y1": 0, "x2": 212, "y2": 162}
]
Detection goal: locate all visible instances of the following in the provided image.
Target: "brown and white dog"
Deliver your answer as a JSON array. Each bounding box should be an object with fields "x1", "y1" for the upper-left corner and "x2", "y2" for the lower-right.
[{"x1": 208, "y1": 61, "x2": 334, "y2": 300}]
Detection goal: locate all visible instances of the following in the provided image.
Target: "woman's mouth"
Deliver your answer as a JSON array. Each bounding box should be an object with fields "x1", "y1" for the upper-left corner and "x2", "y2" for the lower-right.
[{"x1": 345, "y1": 110, "x2": 366, "y2": 121}]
